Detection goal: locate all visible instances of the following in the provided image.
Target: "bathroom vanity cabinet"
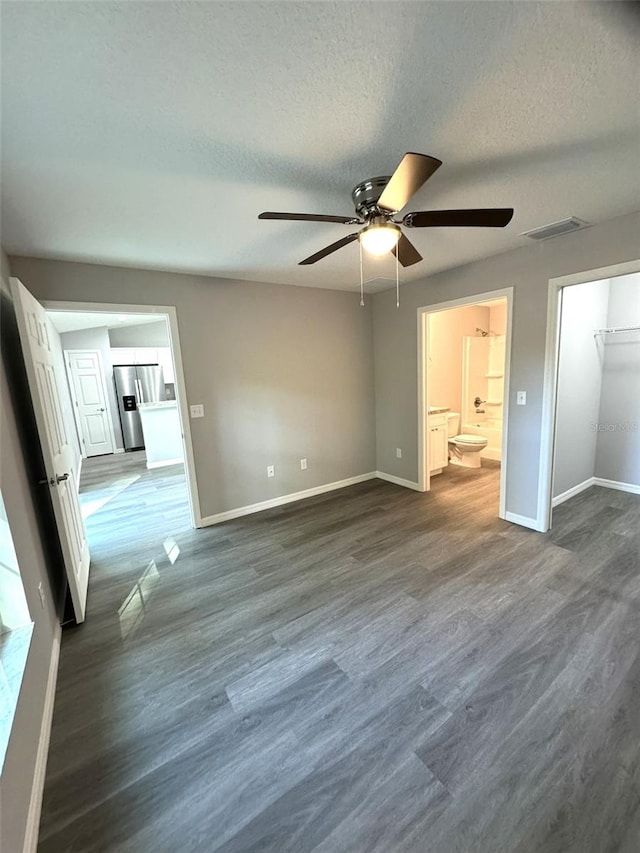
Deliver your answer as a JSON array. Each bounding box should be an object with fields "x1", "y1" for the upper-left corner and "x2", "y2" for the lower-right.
[{"x1": 428, "y1": 412, "x2": 449, "y2": 474}]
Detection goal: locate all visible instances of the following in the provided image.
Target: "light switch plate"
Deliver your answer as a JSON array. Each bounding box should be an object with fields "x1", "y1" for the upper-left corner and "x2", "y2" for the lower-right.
[
  {"x1": 516, "y1": 391, "x2": 527, "y2": 406},
  {"x1": 190, "y1": 404, "x2": 205, "y2": 418}
]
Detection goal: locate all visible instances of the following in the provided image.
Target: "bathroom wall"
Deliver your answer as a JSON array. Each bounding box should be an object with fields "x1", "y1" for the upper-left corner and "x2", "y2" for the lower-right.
[
  {"x1": 59, "y1": 325, "x2": 123, "y2": 452},
  {"x1": 428, "y1": 304, "x2": 490, "y2": 414},
  {"x1": 595, "y1": 272, "x2": 640, "y2": 486},
  {"x1": 108, "y1": 319, "x2": 169, "y2": 348},
  {"x1": 489, "y1": 302, "x2": 507, "y2": 336},
  {"x1": 553, "y1": 279, "x2": 610, "y2": 500}
]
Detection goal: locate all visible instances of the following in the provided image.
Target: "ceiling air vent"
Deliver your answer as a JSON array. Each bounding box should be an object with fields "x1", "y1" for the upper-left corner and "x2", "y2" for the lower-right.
[{"x1": 522, "y1": 217, "x2": 590, "y2": 242}]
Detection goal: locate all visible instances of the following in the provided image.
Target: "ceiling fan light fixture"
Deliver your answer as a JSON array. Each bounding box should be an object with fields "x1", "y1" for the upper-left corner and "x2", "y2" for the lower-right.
[{"x1": 359, "y1": 222, "x2": 401, "y2": 256}]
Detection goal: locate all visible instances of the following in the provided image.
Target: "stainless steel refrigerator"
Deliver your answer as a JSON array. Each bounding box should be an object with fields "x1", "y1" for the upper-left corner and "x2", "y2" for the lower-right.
[{"x1": 113, "y1": 364, "x2": 166, "y2": 451}]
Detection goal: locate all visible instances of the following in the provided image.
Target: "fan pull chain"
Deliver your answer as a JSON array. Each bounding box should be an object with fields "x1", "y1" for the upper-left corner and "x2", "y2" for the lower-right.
[
  {"x1": 359, "y1": 240, "x2": 364, "y2": 307},
  {"x1": 396, "y1": 247, "x2": 400, "y2": 308}
]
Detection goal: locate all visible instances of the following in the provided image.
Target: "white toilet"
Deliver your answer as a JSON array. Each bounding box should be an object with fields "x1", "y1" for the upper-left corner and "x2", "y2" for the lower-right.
[{"x1": 447, "y1": 412, "x2": 488, "y2": 469}]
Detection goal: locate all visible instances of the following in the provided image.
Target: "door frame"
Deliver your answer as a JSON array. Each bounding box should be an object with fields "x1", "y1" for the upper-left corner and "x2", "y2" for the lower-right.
[
  {"x1": 417, "y1": 286, "x2": 514, "y2": 521},
  {"x1": 64, "y1": 348, "x2": 117, "y2": 459},
  {"x1": 44, "y1": 300, "x2": 202, "y2": 528},
  {"x1": 537, "y1": 258, "x2": 640, "y2": 532}
]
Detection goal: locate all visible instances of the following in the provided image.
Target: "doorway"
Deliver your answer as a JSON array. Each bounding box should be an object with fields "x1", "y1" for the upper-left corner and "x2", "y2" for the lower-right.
[
  {"x1": 43, "y1": 300, "x2": 201, "y2": 532},
  {"x1": 418, "y1": 287, "x2": 513, "y2": 519},
  {"x1": 540, "y1": 261, "x2": 640, "y2": 530}
]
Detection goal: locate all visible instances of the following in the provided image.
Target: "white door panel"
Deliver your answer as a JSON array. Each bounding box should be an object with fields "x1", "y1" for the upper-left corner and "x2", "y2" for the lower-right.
[
  {"x1": 10, "y1": 277, "x2": 90, "y2": 624},
  {"x1": 66, "y1": 350, "x2": 115, "y2": 457}
]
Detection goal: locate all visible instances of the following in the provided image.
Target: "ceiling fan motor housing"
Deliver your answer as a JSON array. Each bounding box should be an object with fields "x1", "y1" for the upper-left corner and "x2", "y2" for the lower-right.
[{"x1": 351, "y1": 176, "x2": 393, "y2": 219}]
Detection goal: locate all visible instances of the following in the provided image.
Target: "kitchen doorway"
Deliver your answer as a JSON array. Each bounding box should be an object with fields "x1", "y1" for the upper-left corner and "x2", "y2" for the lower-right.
[{"x1": 44, "y1": 300, "x2": 201, "y2": 529}]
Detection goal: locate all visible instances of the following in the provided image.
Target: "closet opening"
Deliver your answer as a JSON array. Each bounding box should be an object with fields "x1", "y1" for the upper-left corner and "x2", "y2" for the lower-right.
[{"x1": 541, "y1": 264, "x2": 640, "y2": 530}]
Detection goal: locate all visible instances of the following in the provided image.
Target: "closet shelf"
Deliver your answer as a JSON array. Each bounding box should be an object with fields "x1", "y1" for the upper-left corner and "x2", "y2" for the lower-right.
[
  {"x1": 484, "y1": 373, "x2": 504, "y2": 378},
  {"x1": 593, "y1": 324, "x2": 640, "y2": 336}
]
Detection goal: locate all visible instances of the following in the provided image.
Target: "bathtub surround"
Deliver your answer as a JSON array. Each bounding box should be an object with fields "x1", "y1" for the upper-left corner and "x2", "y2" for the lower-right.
[
  {"x1": 553, "y1": 272, "x2": 640, "y2": 506},
  {"x1": 461, "y1": 331, "x2": 506, "y2": 461}
]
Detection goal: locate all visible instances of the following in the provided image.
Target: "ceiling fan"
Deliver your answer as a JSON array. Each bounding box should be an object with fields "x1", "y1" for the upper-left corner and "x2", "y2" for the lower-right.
[{"x1": 259, "y1": 152, "x2": 514, "y2": 267}]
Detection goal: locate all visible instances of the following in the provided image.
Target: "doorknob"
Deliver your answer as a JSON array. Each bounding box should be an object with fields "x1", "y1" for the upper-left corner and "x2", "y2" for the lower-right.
[
  {"x1": 38, "y1": 473, "x2": 69, "y2": 486},
  {"x1": 97, "y1": 408, "x2": 105, "y2": 412}
]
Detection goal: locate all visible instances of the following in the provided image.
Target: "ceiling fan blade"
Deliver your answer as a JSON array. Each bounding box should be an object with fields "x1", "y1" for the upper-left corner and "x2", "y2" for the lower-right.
[
  {"x1": 404, "y1": 208, "x2": 514, "y2": 228},
  {"x1": 391, "y1": 233, "x2": 423, "y2": 267},
  {"x1": 377, "y1": 153, "x2": 442, "y2": 213},
  {"x1": 299, "y1": 232, "x2": 360, "y2": 265},
  {"x1": 259, "y1": 211, "x2": 358, "y2": 224}
]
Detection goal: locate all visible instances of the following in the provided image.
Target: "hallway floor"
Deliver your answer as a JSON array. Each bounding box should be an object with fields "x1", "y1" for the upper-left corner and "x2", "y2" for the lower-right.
[{"x1": 38, "y1": 458, "x2": 640, "y2": 851}]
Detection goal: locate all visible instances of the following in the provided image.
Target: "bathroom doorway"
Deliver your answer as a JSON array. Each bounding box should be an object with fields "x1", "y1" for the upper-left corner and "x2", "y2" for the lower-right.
[{"x1": 417, "y1": 288, "x2": 513, "y2": 519}]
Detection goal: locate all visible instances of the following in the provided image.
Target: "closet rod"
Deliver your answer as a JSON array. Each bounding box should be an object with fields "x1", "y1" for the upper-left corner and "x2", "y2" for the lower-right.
[{"x1": 593, "y1": 324, "x2": 640, "y2": 336}]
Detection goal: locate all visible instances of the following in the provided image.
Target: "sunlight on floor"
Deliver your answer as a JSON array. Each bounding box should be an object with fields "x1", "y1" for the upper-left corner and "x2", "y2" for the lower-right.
[{"x1": 79, "y1": 474, "x2": 141, "y2": 520}]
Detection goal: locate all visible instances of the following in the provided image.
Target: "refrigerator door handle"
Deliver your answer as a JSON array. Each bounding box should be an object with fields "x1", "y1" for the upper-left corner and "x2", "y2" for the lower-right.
[{"x1": 135, "y1": 378, "x2": 144, "y2": 404}]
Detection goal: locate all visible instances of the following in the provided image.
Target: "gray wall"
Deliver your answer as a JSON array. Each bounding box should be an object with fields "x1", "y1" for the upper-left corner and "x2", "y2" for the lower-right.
[
  {"x1": 108, "y1": 319, "x2": 169, "y2": 348},
  {"x1": 0, "y1": 250, "x2": 63, "y2": 853},
  {"x1": 595, "y1": 272, "x2": 640, "y2": 485},
  {"x1": 59, "y1": 325, "x2": 124, "y2": 452},
  {"x1": 9, "y1": 258, "x2": 377, "y2": 519},
  {"x1": 372, "y1": 210, "x2": 640, "y2": 521},
  {"x1": 553, "y1": 280, "x2": 609, "y2": 498}
]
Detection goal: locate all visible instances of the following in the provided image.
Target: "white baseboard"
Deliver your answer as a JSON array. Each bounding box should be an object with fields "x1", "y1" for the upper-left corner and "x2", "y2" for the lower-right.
[
  {"x1": 113, "y1": 448, "x2": 125, "y2": 454},
  {"x1": 594, "y1": 477, "x2": 640, "y2": 495},
  {"x1": 146, "y1": 457, "x2": 184, "y2": 470},
  {"x1": 552, "y1": 477, "x2": 595, "y2": 507},
  {"x1": 505, "y1": 511, "x2": 546, "y2": 532},
  {"x1": 22, "y1": 624, "x2": 61, "y2": 853},
  {"x1": 199, "y1": 472, "x2": 377, "y2": 526},
  {"x1": 375, "y1": 471, "x2": 422, "y2": 492}
]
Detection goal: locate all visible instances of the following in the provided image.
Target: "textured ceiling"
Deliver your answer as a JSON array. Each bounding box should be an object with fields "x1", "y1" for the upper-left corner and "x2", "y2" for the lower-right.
[{"x1": 2, "y1": 1, "x2": 639, "y2": 292}]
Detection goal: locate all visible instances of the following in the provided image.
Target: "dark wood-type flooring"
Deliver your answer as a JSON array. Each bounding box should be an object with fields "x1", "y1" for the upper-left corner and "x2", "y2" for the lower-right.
[{"x1": 38, "y1": 452, "x2": 640, "y2": 852}]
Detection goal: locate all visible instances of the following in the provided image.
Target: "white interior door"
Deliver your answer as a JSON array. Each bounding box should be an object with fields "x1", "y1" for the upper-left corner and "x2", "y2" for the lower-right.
[
  {"x1": 65, "y1": 349, "x2": 115, "y2": 457},
  {"x1": 10, "y1": 277, "x2": 91, "y2": 623}
]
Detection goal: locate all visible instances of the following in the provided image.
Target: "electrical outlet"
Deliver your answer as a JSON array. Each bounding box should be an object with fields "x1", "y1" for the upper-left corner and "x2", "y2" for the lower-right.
[
  {"x1": 300, "y1": 458, "x2": 307, "y2": 470},
  {"x1": 396, "y1": 447, "x2": 402, "y2": 459},
  {"x1": 190, "y1": 404, "x2": 205, "y2": 418},
  {"x1": 267, "y1": 465, "x2": 275, "y2": 478},
  {"x1": 516, "y1": 391, "x2": 527, "y2": 406},
  {"x1": 37, "y1": 581, "x2": 46, "y2": 610}
]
